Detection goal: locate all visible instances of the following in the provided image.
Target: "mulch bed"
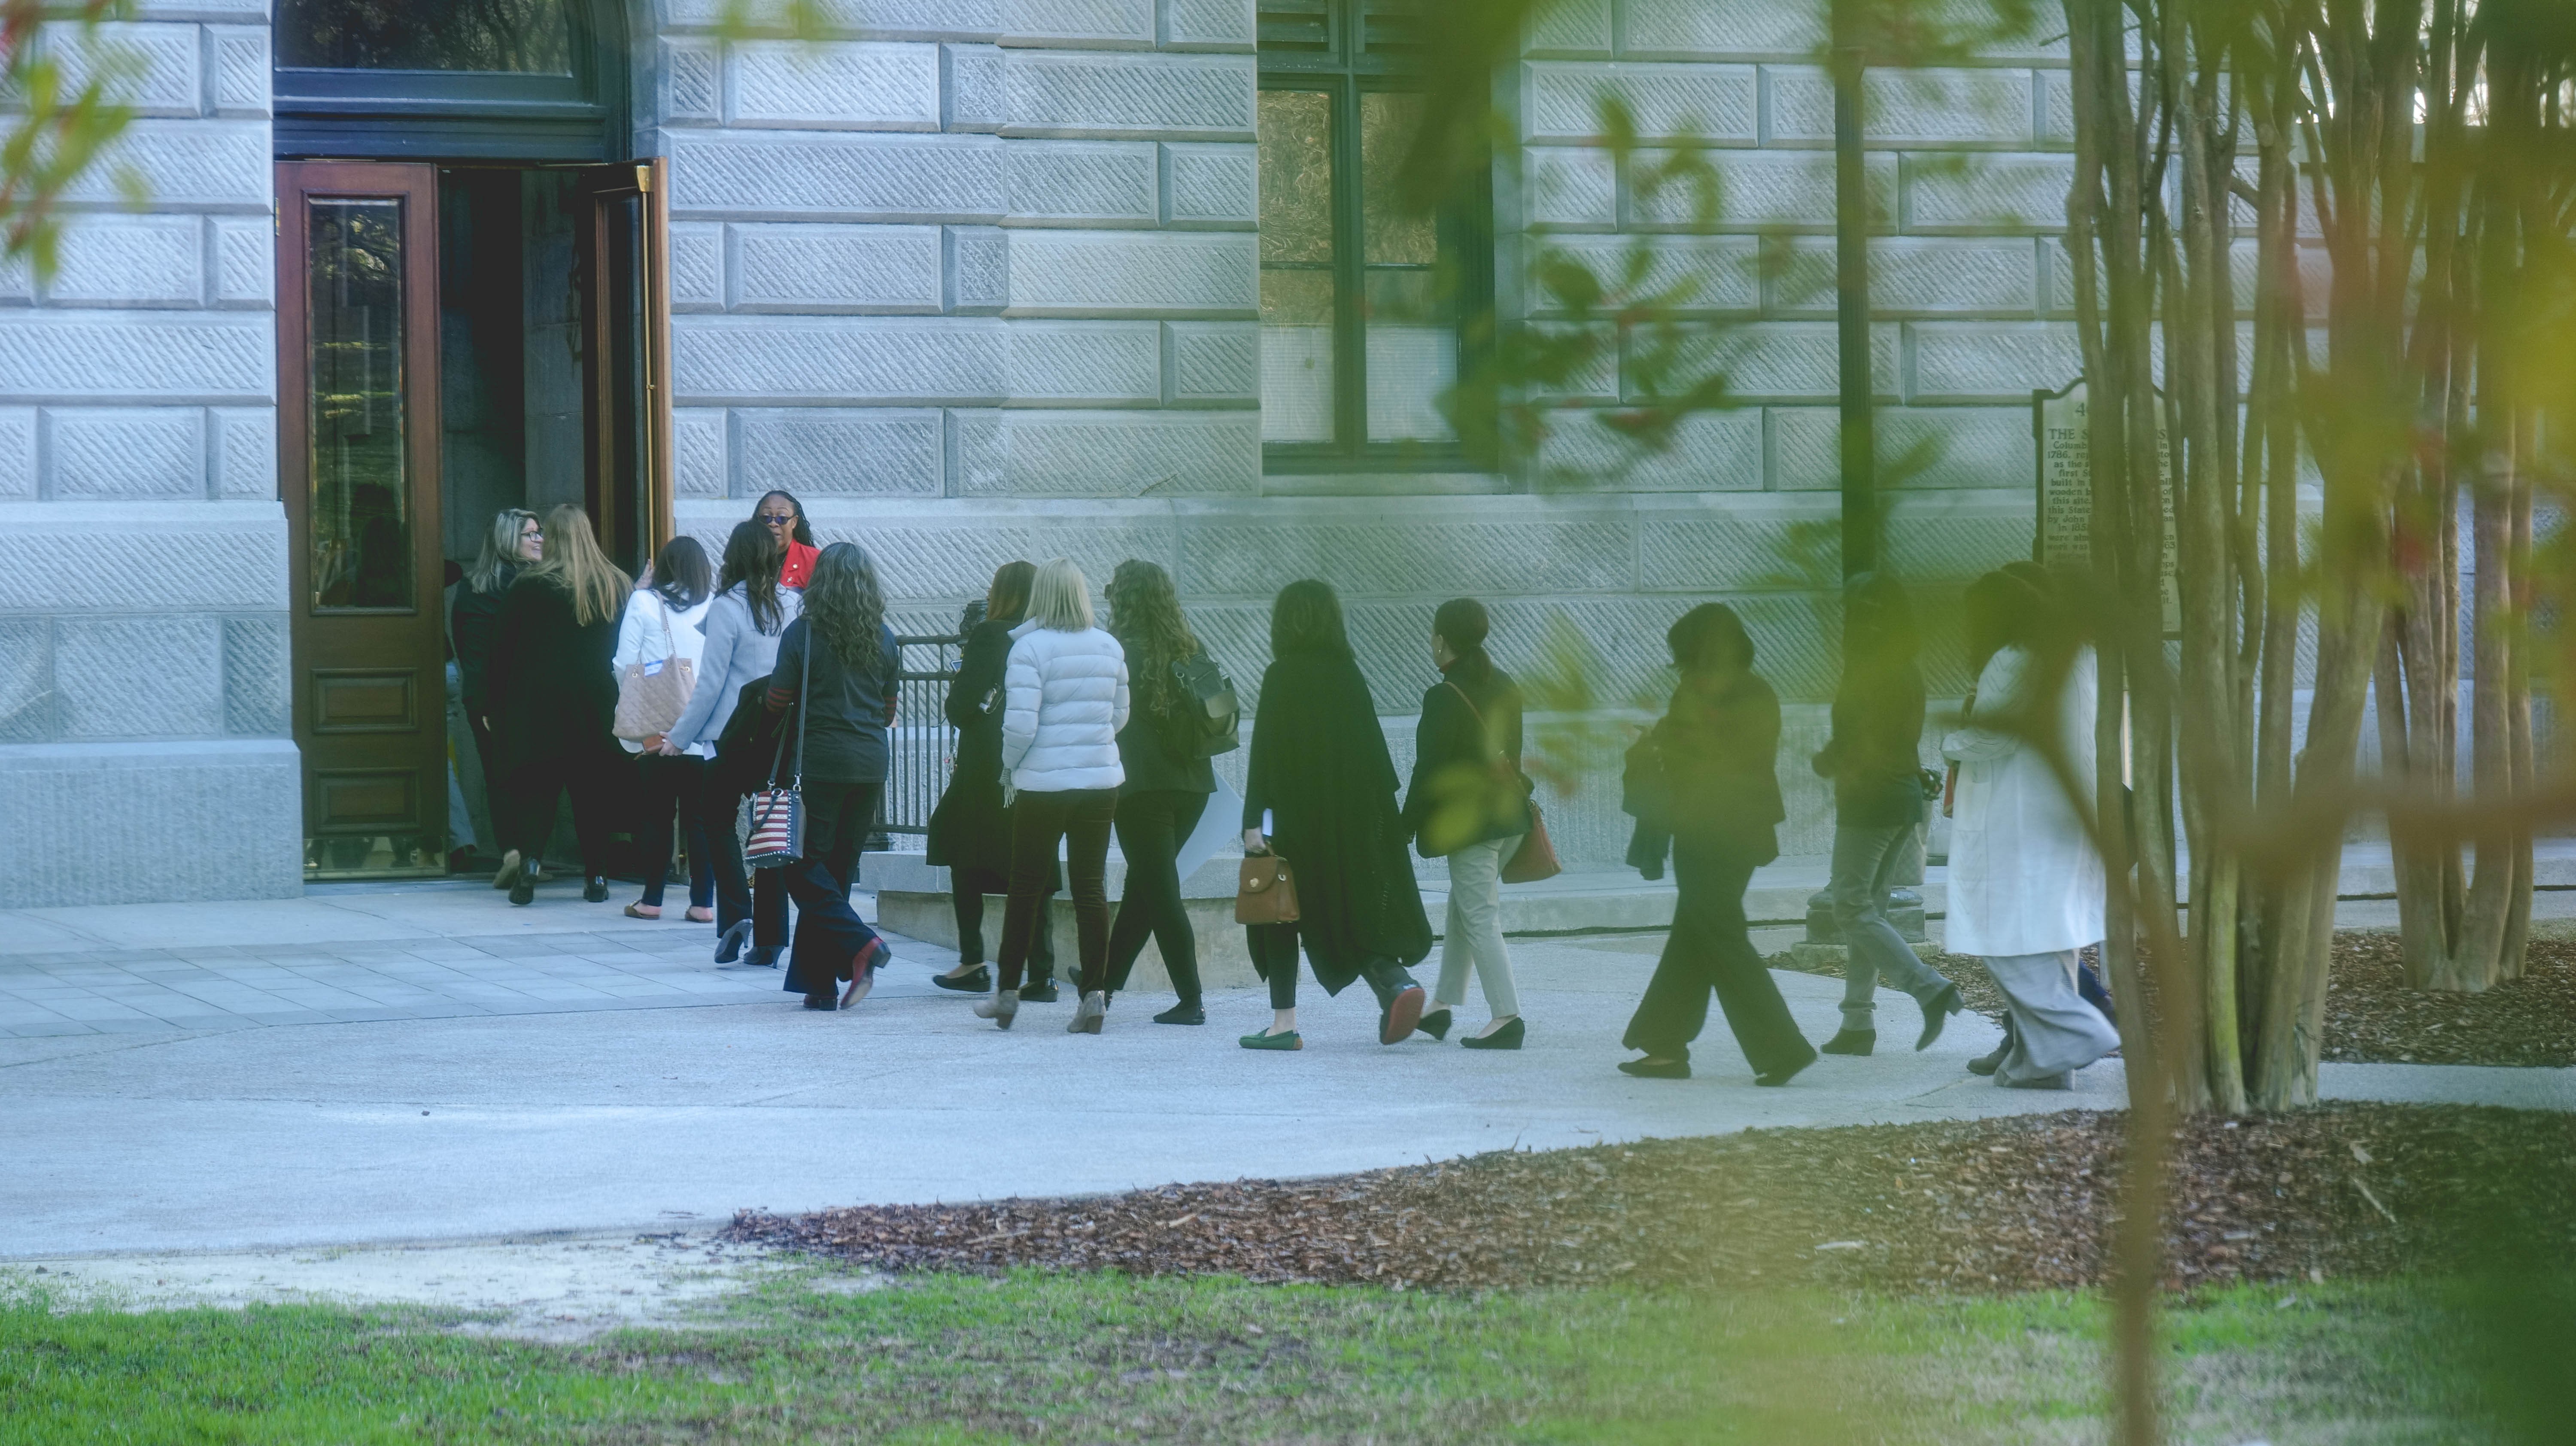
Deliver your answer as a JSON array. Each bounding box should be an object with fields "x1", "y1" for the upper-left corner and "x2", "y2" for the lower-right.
[
  {"x1": 1772, "y1": 932, "x2": 2576, "y2": 1068},
  {"x1": 2322, "y1": 934, "x2": 2576, "y2": 1067},
  {"x1": 729, "y1": 1103, "x2": 2575, "y2": 1295}
]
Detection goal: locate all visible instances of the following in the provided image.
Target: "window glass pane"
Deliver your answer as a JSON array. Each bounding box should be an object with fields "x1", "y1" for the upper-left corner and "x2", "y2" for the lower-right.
[
  {"x1": 1361, "y1": 91, "x2": 1434, "y2": 265},
  {"x1": 308, "y1": 197, "x2": 412, "y2": 612},
  {"x1": 1260, "y1": 90, "x2": 1336, "y2": 444},
  {"x1": 1361, "y1": 91, "x2": 1453, "y2": 442},
  {"x1": 278, "y1": 0, "x2": 575, "y2": 75}
]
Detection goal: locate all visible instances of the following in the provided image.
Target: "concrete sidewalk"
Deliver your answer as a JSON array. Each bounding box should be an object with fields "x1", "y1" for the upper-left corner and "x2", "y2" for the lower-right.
[{"x1": 4, "y1": 888, "x2": 2567, "y2": 1260}]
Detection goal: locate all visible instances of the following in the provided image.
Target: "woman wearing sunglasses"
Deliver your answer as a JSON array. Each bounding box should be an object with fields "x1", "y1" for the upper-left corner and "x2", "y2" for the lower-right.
[{"x1": 750, "y1": 492, "x2": 821, "y2": 590}]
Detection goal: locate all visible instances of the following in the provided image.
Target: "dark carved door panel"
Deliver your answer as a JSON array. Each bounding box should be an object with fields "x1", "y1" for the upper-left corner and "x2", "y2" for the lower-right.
[{"x1": 279, "y1": 161, "x2": 447, "y2": 879}]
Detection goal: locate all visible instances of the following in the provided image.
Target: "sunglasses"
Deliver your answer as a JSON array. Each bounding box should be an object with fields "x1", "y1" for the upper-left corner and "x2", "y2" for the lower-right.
[{"x1": 759, "y1": 513, "x2": 795, "y2": 526}]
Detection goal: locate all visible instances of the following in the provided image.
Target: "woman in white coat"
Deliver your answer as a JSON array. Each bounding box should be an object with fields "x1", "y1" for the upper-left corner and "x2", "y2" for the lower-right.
[
  {"x1": 975, "y1": 558, "x2": 1130, "y2": 1034},
  {"x1": 615, "y1": 535, "x2": 716, "y2": 920},
  {"x1": 1940, "y1": 570, "x2": 2118, "y2": 1090}
]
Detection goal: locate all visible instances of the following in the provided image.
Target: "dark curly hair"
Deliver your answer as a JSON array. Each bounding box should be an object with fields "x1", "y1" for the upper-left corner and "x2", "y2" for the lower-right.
[
  {"x1": 805, "y1": 542, "x2": 889, "y2": 679},
  {"x1": 1270, "y1": 579, "x2": 1350, "y2": 659},
  {"x1": 1106, "y1": 559, "x2": 1200, "y2": 717}
]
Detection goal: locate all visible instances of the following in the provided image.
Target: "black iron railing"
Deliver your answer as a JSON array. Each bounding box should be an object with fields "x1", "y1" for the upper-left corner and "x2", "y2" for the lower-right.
[{"x1": 881, "y1": 632, "x2": 963, "y2": 838}]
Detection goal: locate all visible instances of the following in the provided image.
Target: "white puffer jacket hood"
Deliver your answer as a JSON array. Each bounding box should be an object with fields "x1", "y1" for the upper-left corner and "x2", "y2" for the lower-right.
[{"x1": 1000, "y1": 621, "x2": 1131, "y2": 792}]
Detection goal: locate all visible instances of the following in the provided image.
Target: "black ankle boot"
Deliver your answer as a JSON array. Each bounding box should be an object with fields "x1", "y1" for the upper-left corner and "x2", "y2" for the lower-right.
[
  {"x1": 583, "y1": 875, "x2": 608, "y2": 903},
  {"x1": 1968, "y1": 1014, "x2": 2017, "y2": 1076},
  {"x1": 1819, "y1": 1027, "x2": 1875, "y2": 1056}
]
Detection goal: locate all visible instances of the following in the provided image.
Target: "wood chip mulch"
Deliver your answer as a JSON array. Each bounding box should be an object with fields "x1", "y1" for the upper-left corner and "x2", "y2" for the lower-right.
[
  {"x1": 728, "y1": 1103, "x2": 2574, "y2": 1295},
  {"x1": 2322, "y1": 934, "x2": 2576, "y2": 1067},
  {"x1": 1773, "y1": 931, "x2": 2576, "y2": 1068}
]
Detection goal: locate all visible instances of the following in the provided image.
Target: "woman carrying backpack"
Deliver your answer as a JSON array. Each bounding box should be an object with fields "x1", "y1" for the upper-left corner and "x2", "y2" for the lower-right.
[{"x1": 1099, "y1": 560, "x2": 1226, "y2": 1025}]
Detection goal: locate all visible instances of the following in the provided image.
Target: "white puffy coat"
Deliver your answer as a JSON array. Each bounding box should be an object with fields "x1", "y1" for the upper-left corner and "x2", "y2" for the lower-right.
[
  {"x1": 1940, "y1": 644, "x2": 2104, "y2": 957},
  {"x1": 1000, "y1": 621, "x2": 1131, "y2": 792}
]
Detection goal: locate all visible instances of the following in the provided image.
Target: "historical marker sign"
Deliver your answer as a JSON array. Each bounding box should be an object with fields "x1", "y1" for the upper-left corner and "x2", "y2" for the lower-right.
[{"x1": 2033, "y1": 381, "x2": 2179, "y2": 635}]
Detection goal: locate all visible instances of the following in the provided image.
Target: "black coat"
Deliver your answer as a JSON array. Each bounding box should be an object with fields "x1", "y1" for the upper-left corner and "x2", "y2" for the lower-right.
[
  {"x1": 1624, "y1": 669, "x2": 1785, "y2": 875},
  {"x1": 1400, "y1": 660, "x2": 1534, "y2": 857},
  {"x1": 926, "y1": 617, "x2": 1058, "y2": 887},
  {"x1": 1242, "y1": 647, "x2": 1434, "y2": 985},
  {"x1": 450, "y1": 569, "x2": 512, "y2": 720},
  {"x1": 487, "y1": 574, "x2": 621, "y2": 773}
]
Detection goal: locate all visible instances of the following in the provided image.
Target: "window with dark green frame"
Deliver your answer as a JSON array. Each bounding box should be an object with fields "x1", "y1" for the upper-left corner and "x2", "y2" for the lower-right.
[{"x1": 1258, "y1": 0, "x2": 1491, "y2": 471}]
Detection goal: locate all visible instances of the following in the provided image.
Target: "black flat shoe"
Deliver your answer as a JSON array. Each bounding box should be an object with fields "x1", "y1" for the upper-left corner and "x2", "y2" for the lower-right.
[
  {"x1": 1916, "y1": 984, "x2": 1965, "y2": 1051},
  {"x1": 583, "y1": 875, "x2": 609, "y2": 903},
  {"x1": 1152, "y1": 1002, "x2": 1205, "y2": 1026},
  {"x1": 1379, "y1": 985, "x2": 1425, "y2": 1045},
  {"x1": 933, "y1": 965, "x2": 992, "y2": 993},
  {"x1": 1617, "y1": 1055, "x2": 1689, "y2": 1079},
  {"x1": 1460, "y1": 1017, "x2": 1525, "y2": 1050},
  {"x1": 1018, "y1": 980, "x2": 1061, "y2": 1004},
  {"x1": 1820, "y1": 1027, "x2": 1875, "y2": 1056},
  {"x1": 508, "y1": 874, "x2": 535, "y2": 907},
  {"x1": 1415, "y1": 1007, "x2": 1453, "y2": 1041},
  {"x1": 801, "y1": 993, "x2": 836, "y2": 1011},
  {"x1": 744, "y1": 945, "x2": 781, "y2": 969},
  {"x1": 1754, "y1": 1052, "x2": 1816, "y2": 1087},
  {"x1": 714, "y1": 920, "x2": 751, "y2": 964}
]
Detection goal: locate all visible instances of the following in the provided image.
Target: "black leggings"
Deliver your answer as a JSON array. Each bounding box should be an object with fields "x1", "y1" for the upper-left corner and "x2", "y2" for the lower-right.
[
  {"x1": 1101, "y1": 789, "x2": 1209, "y2": 1001},
  {"x1": 951, "y1": 864, "x2": 1055, "y2": 975},
  {"x1": 697, "y1": 766, "x2": 789, "y2": 946},
  {"x1": 637, "y1": 753, "x2": 714, "y2": 909},
  {"x1": 998, "y1": 787, "x2": 1116, "y2": 993},
  {"x1": 1246, "y1": 923, "x2": 1416, "y2": 1013},
  {"x1": 505, "y1": 737, "x2": 623, "y2": 877}
]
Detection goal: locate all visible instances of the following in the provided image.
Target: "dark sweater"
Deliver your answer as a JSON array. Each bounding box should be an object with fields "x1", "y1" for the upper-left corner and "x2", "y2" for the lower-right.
[
  {"x1": 450, "y1": 568, "x2": 513, "y2": 718},
  {"x1": 1114, "y1": 650, "x2": 1218, "y2": 796},
  {"x1": 486, "y1": 574, "x2": 620, "y2": 769},
  {"x1": 1400, "y1": 659, "x2": 1533, "y2": 857},
  {"x1": 1812, "y1": 654, "x2": 1926, "y2": 827},
  {"x1": 766, "y1": 617, "x2": 899, "y2": 784}
]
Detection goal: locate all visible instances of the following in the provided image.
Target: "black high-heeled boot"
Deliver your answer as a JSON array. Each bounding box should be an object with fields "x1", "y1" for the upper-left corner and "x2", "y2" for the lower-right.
[{"x1": 1967, "y1": 1013, "x2": 2017, "y2": 1076}]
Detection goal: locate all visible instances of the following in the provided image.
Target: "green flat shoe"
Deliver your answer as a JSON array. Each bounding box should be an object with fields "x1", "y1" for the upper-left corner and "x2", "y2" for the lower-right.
[{"x1": 1238, "y1": 1029, "x2": 1303, "y2": 1051}]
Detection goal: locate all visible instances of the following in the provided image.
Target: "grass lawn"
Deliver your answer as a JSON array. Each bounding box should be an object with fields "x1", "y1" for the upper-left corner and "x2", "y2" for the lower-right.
[{"x1": 2, "y1": 1266, "x2": 2529, "y2": 1445}]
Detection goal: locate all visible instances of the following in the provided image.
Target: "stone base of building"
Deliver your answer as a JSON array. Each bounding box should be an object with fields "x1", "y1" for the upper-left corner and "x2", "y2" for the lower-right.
[
  {"x1": 0, "y1": 740, "x2": 302, "y2": 908},
  {"x1": 1784, "y1": 939, "x2": 1945, "y2": 973}
]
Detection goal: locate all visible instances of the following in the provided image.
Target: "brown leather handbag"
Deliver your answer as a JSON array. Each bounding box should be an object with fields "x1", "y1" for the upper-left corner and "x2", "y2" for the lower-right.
[{"x1": 1236, "y1": 851, "x2": 1300, "y2": 924}]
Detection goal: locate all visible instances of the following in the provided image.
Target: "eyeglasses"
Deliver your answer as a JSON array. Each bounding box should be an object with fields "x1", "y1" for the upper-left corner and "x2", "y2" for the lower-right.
[{"x1": 759, "y1": 513, "x2": 795, "y2": 526}]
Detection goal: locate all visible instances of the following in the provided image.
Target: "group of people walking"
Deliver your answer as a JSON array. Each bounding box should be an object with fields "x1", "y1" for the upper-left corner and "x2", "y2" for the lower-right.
[{"x1": 453, "y1": 496, "x2": 2120, "y2": 1087}]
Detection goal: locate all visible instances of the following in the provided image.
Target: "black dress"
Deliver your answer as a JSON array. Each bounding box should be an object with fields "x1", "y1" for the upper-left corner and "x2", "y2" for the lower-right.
[
  {"x1": 1240, "y1": 647, "x2": 1433, "y2": 993},
  {"x1": 486, "y1": 574, "x2": 625, "y2": 870}
]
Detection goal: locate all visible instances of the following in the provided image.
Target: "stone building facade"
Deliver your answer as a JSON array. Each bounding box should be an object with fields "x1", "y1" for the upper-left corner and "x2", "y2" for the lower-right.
[{"x1": 0, "y1": 0, "x2": 2081, "y2": 907}]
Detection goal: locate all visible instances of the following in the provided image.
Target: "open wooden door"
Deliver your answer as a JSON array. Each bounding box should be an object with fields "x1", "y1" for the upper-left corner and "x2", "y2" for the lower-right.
[
  {"x1": 574, "y1": 159, "x2": 674, "y2": 576},
  {"x1": 278, "y1": 161, "x2": 447, "y2": 880}
]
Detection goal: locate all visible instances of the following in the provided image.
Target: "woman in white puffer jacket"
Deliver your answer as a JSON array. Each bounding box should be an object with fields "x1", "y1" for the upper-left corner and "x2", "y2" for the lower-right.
[{"x1": 977, "y1": 558, "x2": 1131, "y2": 1033}]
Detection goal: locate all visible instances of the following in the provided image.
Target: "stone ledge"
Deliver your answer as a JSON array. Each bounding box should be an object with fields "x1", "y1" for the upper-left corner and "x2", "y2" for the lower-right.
[{"x1": 0, "y1": 738, "x2": 300, "y2": 907}]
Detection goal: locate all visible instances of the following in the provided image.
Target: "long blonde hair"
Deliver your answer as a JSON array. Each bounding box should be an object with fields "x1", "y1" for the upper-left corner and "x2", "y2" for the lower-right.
[
  {"x1": 525, "y1": 504, "x2": 632, "y2": 627},
  {"x1": 1027, "y1": 557, "x2": 1094, "y2": 632}
]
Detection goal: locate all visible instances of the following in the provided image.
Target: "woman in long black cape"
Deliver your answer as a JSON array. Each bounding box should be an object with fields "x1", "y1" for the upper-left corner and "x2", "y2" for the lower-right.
[{"x1": 1237, "y1": 580, "x2": 1434, "y2": 1050}]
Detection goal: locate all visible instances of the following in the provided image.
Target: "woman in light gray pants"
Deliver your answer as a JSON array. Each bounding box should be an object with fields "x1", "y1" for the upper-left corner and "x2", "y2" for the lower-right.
[
  {"x1": 1815, "y1": 575, "x2": 1962, "y2": 1055},
  {"x1": 1399, "y1": 598, "x2": 1532, "y2": 1050}
]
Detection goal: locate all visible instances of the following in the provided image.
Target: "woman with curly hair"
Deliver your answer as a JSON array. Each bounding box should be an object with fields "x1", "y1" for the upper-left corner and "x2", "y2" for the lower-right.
[
  {"x1": 1099, "y1": 559, "x2": 1223, "y2": 1025},
  {"x1": 761, "y1": 541, "x2": 900, "y2": 1011}
]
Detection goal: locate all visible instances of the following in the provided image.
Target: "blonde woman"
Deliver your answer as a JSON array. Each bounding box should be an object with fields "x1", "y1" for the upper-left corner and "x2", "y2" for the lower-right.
[
  {"x1": 488, "y1": 505, "x2": 632, "y2": 908},
  {"x1": 975, "y1": 558, "x2": 1130, "y2": 1033}
]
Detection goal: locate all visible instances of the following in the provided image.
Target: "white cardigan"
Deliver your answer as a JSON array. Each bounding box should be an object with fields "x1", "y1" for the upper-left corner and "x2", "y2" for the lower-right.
[
  {"x1": 611, "y1": 587, "x2": 713, "y2": 755},
  {"x1": 1940, "y1": 644, "x2": 2105, "y2": 958},
  {"x1": 1000, "y1": 621, "x2": 1131, "y2": 793}
]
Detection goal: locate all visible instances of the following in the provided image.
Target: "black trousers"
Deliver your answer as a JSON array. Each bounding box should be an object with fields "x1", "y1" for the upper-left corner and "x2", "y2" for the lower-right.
[
  {"x1": 697, "y1": 766, "x2": 789, "y2": 946},
  {"x1": 468, "y1": 715, "x2": 515, "y2": 860},
  {"x1": 636, "y1": 753, "x2": 714, "y2": 909},
  {"x1": 780, "y1": 780, "x2": 885, "y2": 999},
  {"x1": 1101, "y1": 789, "x2": 1209, "y2": 1000},
  {"x1": 1622, "y1": 834, "x2": 1815, "y2": 1077},
  {"x1": 998, "y1": 787, "x2": 1116, "y2": 993},
  {"x1": 951, "y1": 864, "x2": 1055, "y2": 976},
  {"x1": 505, "y1": 736, "x2": 622, "y2": 878},
  {"x1": 1246, "y1": 924, "x2": 1418, "y2": 1013}
]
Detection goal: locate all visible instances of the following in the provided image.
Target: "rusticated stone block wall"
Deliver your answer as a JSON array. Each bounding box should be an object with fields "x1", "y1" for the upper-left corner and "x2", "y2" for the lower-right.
[{"x1": 0, "y1": 1, "x2": 299, "y2": 905}]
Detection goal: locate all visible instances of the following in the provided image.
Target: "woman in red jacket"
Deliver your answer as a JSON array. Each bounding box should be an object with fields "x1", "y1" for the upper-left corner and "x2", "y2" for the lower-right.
[{"x1": 751, "y1": 491, "x2": 820, "y2": 589}]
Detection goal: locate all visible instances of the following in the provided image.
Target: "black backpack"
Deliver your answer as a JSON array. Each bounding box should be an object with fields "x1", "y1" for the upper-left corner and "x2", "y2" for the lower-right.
[{"x1": 1170, "y1": 652, "x2": 1239, "y2": 758}]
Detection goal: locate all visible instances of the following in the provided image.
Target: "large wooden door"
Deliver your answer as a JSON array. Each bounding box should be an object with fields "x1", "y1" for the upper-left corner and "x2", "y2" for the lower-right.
[
  {"x1": 574, "y1": 159, "x2": 674, "y2": 574},
  {"x1": 278, "y1": 161, "x2": 447, "y2": 880}
]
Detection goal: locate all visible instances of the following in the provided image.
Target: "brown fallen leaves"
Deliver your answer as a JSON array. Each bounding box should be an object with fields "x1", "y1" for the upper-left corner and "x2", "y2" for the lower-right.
[
  {"x1": 2323, "y1": 935, "x2": 2576, "y2": 1067},
  {"x1": 729, "y1": 1103, "x2": 2574, "y2": 1295}
]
